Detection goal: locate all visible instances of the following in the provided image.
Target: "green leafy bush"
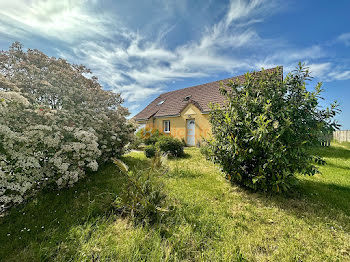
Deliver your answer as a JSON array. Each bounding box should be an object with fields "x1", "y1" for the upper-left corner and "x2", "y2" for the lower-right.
[
  {"x1": 144, "y1": 145, "x2": 156, "y2": 158},
  {"x1": 205, "y1": 64, "x2": 339, "y2": 193},
  {"x1": 144, "y1": 129, "x2": 163, "y2": 145},
  {"x1": 156, "y1": 136, "x2": 184, "y2": 157}
]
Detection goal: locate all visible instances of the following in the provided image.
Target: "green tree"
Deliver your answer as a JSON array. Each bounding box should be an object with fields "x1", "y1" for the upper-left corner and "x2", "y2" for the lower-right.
[{"x1": 205, "y1": 64, "x2": 340, "y2": 193}]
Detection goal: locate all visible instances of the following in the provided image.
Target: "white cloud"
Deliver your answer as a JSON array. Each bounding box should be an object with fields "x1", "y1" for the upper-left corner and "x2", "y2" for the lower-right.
[
  {"x1": 337, "y1": 32, "x2": 350, "y2": 46},
  {"x1": 115, "y1": 83, "x2": 164, "y2": 102},
  {"x1": 258, "y1": 45, "x2": 324, "y2": 65},
  {"x1": 306, "y1": 63, "x2": 332, "y2": 78},
  {"x1": 253, "y1": 46, "x2": 350, "y2": 83},
  {"x1": 53, "y1": 0, "x2": 273, "y2": 103},
  {"x1": 127, "y1": 104, "x2": 140, "y2": 112},
  {"x1": 225, "y1": 0, "x2": 267, "y2": 26},
  {"x1": 328, "y1": 70, "x2": 350, "y2": 81},
  {"x1": 0, "y1": 0, "x2": 114, "y2": 43},
  {"x1": 301, "y1": 63, "x2": 350, "y2": 82},
  {"x1": 252, "y1": 45, "x2": 327, "y2": 76}
]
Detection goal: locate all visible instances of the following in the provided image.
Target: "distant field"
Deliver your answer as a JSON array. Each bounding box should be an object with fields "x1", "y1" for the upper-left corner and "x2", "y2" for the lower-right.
[{"x1": 0, "y1": 143, "x2": 349, "y2": 261}]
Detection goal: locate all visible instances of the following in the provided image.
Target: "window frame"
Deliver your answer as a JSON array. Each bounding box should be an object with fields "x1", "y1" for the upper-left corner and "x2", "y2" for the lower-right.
[{"x1": 163, "y1": 120, "x2": 170, "y2": 133}]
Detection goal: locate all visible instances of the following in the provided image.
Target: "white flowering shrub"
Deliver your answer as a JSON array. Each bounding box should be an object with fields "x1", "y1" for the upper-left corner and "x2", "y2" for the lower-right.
[{"x1": 0, "y1": 42, "x2": 134, "y2": 211}]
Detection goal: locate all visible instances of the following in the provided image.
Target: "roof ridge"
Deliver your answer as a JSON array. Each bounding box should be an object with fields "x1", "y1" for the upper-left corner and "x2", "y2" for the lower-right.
[
  {"x1": 160, "y1": 73, "x2": 240, "y2": 97},
  {"x1": 159, "y1": 66, "x2": 282, "y2": 97}
]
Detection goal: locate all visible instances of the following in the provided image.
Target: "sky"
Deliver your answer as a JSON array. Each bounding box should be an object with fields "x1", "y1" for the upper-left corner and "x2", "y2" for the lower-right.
[{"x1": 0, "y1": 0, "x2": 349, "y2": 128}]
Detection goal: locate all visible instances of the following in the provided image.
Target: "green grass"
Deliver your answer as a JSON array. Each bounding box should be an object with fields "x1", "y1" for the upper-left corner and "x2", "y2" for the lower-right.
[{"x1": 1, "y1": 143, "x2": 350, "y2": 261}]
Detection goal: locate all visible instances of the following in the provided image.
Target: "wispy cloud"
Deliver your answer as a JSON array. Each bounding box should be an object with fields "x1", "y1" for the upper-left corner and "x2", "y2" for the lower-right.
[
  {"x1": 53, "y1": 0, "x2": 278, "y2": 102},
  {"x1": 0, "y1": 0, "x2": 114, "y2": 43},
  {"x1": 307, "y1": 63, "x2": 332, "y2": 78},
  {"x1": 302, "y1": 63, "x2": 350, "y2": 82},
  {"x1": 328, "y1": 70, "x2": 350, "y2": 81},
  {"x1": 337, "y1": 32, "x2": 350, "y2": 46},
  {"x1": 225, "y1": 0, "x2": 274, "y2": 27},
  {"x1": 253, "y1": 45, "x2": 326, "y2": 74}
]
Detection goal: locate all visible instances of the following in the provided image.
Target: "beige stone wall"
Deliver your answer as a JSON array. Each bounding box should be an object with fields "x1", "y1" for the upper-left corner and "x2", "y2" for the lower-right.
[{"x1": 142, "y1": 103, "x2": 212, "y2": 145}]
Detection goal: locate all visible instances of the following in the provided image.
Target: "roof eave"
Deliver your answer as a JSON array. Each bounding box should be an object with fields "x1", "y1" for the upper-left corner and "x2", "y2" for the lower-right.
[
  {"x1": 154, "y1": 114, "x2": 181, "y2": 118},
  {"x1": 134, "y1": 118, "x2": 149, "y2": 122}
]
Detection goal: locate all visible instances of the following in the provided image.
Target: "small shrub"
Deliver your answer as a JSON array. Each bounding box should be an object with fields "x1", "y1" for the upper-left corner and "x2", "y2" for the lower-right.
[
  {"x1": 113, "y1": 161, "x2": 174, "y2": 225},
  {"x1": 144, "y1": 145, "x2": 156, "y2": 158},
  {"x1": 156, "y1": 136, "x2": 184, "y2": 157},
  {"x1": 151, "y1": 150, "x2": 168, "y2": 169},
  {"x1": 144, "y1": 136, "x2": 157, "y2": 145},
  {"x1": 144, "y1": 130, "x2": 164, "y2": 145},
  {"x1": 200, "y1": 142, "x2": 213, "y2": 159}
]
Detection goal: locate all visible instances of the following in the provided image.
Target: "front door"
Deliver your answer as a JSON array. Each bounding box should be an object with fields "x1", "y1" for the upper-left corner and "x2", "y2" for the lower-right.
[{"x1": 186, "y1": 119, "x2": 195, "y2": 146}]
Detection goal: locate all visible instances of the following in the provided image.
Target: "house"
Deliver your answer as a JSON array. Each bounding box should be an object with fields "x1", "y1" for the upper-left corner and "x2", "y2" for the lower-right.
[{"x1": 134, "y1": 67, "x2": 282, "y2": 146}]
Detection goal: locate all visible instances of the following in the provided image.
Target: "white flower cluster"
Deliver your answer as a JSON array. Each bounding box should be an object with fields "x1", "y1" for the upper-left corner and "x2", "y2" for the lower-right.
[
  {"x1": 0, "y1": 91, "x2": 30, "y2": 106},
  {"x1": 0, "y1": 43, "x2": 135, "y2": 212}
]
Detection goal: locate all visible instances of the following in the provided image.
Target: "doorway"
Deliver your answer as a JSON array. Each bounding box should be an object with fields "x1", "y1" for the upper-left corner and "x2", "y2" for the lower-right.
[{"x1": 186, "y1": 119, "x2": 195, "y2": 146}]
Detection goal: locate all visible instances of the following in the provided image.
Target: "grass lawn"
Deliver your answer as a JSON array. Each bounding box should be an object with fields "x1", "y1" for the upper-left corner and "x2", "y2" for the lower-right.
[{"x1": 0, "y1": 143, "x2": 350, "y2": 261}]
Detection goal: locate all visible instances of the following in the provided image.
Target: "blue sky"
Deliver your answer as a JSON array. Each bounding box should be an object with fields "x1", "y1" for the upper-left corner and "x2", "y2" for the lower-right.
[{"x1": 0, "y1": 0, "x2": 349, "y2": 128}]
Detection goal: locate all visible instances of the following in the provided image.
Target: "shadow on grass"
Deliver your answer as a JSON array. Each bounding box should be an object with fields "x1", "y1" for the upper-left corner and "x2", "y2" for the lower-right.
[
  {"x1": 240, "y1": 174, "x2": 350, "y2": 233},
  {"x1": 295, "y1": 178, "x2": 350, "y2": 213},
  {"x1": 324, "y1": 161, "x2": 350, "y2": 171},
  {"x1": 0, "y1": 163, "x2": 131, "y2": 261},
  {"x1": 259, "y1": 144, "x2": 350, "y2": 228},
  {"x1": 122, "y1": 155, "x2": 150, "y2": 171},
  {"x1": 166, "y1": 152, "x2": 192, "y2": 160},
  {"x1": 312, "y1": 145, "x2": 350, "y2": 160},
  {"x1": 180, "y1": 152, "x2": 192, "y2": 159}
]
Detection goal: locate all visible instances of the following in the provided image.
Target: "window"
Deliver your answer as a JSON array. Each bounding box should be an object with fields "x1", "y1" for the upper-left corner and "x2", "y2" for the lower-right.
[
  {"x1": 163, "y1": 120, "x2": 170, "y2": 133},
  {"x1": 157, "y1": 100, "x2": 165, "y2": 105},
  {"x1": 183, "y1": 95, "x2": 191, "y2": 101}
]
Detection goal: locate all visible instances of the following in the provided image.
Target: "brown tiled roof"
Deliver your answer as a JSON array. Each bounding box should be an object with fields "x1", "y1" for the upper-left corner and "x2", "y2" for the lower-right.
[{"x1": 134, "y1": 66, "x2": 282, "y2": 121}]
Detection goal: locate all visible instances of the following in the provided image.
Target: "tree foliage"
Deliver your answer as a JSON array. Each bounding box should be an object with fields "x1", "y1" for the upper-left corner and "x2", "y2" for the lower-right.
[
  {"x1": 0, "y1": 42, "x2": 134, "y2": 211},
  {"x1": 205, "y1": 64, "x2": 340, "y2": 193}
]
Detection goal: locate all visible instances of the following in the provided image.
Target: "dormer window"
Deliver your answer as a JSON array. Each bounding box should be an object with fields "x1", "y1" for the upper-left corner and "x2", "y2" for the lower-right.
[
  {"x1": 157, "y1": 100, "x2": 165, "y2": 105},
  {"x1": 184, "y1": 95, "x2": 191, "y2": 101}
]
